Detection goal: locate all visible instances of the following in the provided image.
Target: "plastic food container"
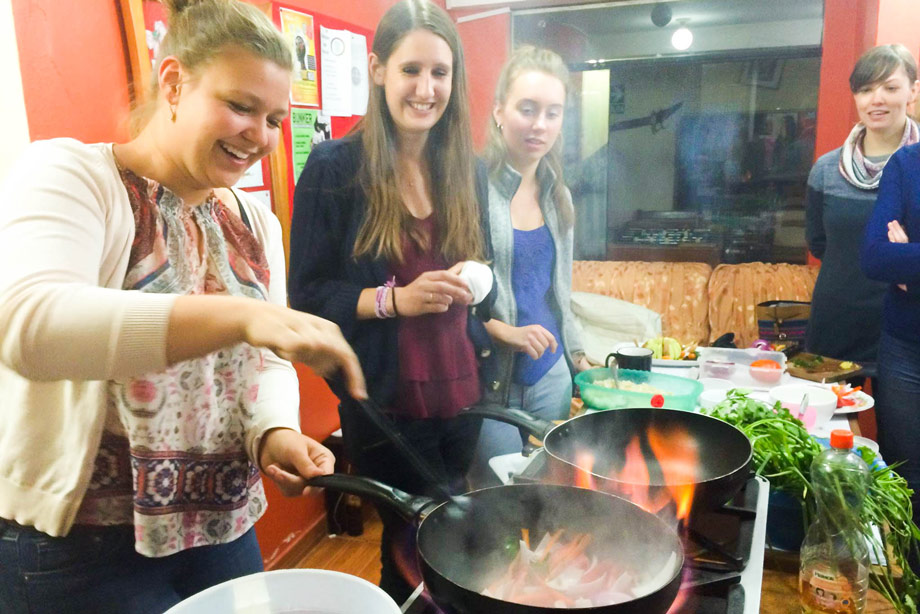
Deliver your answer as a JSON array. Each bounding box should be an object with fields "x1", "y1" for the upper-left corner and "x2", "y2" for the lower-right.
[
  {"x1": 163, "y1": 569, "x2": 401, "y2": 614},
  {"x1": 697, "y1": 347, "x2": 787, "y2": 389},
  {"x1": 575, "y1": 367, "x2": 703, "y2": 411}
]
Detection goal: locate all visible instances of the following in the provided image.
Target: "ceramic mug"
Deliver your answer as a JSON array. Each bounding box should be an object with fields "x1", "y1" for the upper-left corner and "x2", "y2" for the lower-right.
[{"x1": 605, "y1": 346, "x2": 653, "y2": 372}]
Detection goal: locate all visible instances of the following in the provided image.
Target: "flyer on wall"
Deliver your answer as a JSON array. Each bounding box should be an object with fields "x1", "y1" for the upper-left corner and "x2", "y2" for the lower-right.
[
  {"x1": 280, "y1": 8, "x2": 319, "y2": 107},
  {"x1": 290, "y1": 108, "x2": 318, "y2": 180}
]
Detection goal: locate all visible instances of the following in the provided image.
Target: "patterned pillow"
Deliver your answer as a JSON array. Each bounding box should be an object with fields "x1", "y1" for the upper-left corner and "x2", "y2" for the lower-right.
[{"x1": 572, "y1": 261, "x2": 712, "y2": 347}]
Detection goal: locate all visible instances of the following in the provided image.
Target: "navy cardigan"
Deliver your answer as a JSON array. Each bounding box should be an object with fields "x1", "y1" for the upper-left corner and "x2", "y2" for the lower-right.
[
  {"x1": 288, "y1": 136, "x2": 494, "y2": 406},
  {"x1": 861, "y1": 142, "x2": 920, "y2": 342}
]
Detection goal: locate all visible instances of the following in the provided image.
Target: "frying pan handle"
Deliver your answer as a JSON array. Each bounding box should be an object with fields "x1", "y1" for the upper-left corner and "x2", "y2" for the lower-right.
[
  {"x1": 459, "y1": 403, "x2": 555, "y2": 439},
  {"x1": 306, "y1": 474, "x2": 435, "y2": 520}
]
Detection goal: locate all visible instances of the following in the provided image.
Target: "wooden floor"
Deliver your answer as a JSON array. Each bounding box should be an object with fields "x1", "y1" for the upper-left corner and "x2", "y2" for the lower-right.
[
  {"x1": 293, "y1": 506, "x2": 382, "y2": 586},
  {"x1": 292, "y1": 508, "x2": 897, "y2": 613}
]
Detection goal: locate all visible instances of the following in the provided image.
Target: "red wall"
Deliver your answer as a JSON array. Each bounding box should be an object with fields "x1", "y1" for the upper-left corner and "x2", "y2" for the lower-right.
[
  {"x1": 876, "y1": 0, "x2": 920, "y2": 61},
  {"x1": 454, "y1": 10, "x2": 511, "y2": 150},
  {"x1": 12, "y1": 0, "x2": 132, "y2": 142}
]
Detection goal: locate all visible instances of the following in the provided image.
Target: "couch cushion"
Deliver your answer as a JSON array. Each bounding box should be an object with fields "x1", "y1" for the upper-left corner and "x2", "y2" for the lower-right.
[
  {"x1": 708, "y1": 262, "x2": 819, "y2": 348},
  {"x1": 570, "y1": 291, "x2": 663, "y2": 365},
  {"x1": 572, "y1": 261, "x2": 712, "y2": 346}
]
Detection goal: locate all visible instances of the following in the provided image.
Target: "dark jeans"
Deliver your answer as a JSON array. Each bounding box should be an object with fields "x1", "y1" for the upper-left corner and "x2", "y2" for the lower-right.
[
  {"x1": 876, "y1": 331, "x2": 920, "y2": 529},
  {"x1": 0, "y1": 522, "x2": 263, "y2": 614},
  {"x1": 338, "y1": 402, "x2": 481, "y2": 604}
]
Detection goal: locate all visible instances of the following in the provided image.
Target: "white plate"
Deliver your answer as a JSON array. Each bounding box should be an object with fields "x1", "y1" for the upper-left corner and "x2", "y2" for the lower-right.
[
  {"x1": 615, "y1": 341, "x2": 700, "y2": 367},
  {"x1": 834, "y1": 390, "x2": 874, "y2": 415}
]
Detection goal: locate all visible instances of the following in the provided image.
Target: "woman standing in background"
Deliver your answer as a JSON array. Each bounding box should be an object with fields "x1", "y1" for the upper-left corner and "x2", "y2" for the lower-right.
[
  {"x1": 288, "y1": 0, "x2": 491, "y2": 603},
  {"x1": 806, "y1": 44, "x2": 919, "y2": 366},
  {"x1": 469, "y1": 46, "x2": 588, "y2": 488}
]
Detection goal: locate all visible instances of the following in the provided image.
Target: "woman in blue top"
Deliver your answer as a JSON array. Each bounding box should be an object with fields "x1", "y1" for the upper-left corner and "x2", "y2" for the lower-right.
[
  {"x1": 469, "y1": 46, "x2": 588, "y2": 487},
  {"x1": 862, "y1": 139, "x2": 920, "y2": 529}
]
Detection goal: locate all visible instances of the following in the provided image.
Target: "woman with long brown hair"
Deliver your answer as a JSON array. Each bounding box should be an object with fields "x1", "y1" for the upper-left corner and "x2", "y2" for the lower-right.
[{"x1": 288, "y1": 0, "x2": 491, "y2": 603}]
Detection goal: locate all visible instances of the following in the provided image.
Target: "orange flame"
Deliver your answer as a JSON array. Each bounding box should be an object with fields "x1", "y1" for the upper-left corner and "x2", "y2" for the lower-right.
[
  {"x1": 570, "y1": 425, "x2": 700, "y2": 522},
  {"x1": 618, "y1": 436, "x2": 667, "y2": 513},
  {"x1": 574, "y1": 451, "x2": 597, "y2": 490},
  {"x1": 646, "y1": 425, "x2": 699, "y2": 521},
  {"x1": 575, "y1": 425, "x2": 700, "y2": 521}
]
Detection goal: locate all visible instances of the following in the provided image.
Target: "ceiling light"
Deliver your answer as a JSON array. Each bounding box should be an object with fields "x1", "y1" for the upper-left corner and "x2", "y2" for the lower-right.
[{"x1": 671, "y1": 20, "x2": 693, "y2": 51}]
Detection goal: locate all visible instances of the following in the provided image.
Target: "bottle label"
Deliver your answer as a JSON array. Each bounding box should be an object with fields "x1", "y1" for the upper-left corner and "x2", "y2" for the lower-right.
[{"x1": 801, "y1": 566, "x2": 857, "y2": 613}]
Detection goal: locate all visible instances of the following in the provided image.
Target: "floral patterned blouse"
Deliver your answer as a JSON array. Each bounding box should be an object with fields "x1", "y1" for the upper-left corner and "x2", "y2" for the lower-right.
[{"x1": 74, "y1": 164, "x2": 271, "y2": 557}]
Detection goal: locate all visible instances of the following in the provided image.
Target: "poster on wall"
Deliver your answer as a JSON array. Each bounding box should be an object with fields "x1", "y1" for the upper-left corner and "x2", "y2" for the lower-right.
[
  {"x1": 320, "y1": 26, "x2": 352, "y2": 116},
  {"x1": 320, "y1": 27, "x2": 369, "y2": 117},
  {"x1": 350, "y1": 33, "x2": 368, "y2": 116},
  {"x1": 280, "y1": 8, "x2": 319, "y2": 107},
  {"x1": 290, "y1": 108, "x2": 318, "y2": 180},
  {"x1": 143, "y1": 1, "x2": 169, "y2": 68},
  {"x1": 234, "y1": 161, "x2": 265, "y2": 190}
]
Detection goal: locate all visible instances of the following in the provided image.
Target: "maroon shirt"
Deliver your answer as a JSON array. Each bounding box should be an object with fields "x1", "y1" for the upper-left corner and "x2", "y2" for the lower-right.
[{"x1": 389, "y1": 216, "x2": 480, "y2": 419}]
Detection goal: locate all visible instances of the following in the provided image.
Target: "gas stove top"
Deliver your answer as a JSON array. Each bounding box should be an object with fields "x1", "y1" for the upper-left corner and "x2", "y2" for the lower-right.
[{"x1": 402, "y1": 450, "x2": 769, "y2": 614}]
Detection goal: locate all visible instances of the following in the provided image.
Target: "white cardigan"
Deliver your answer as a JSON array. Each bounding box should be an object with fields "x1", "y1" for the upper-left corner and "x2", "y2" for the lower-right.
[{"x1": 0, "y1": 139, "x2": 300, "y2": 536}]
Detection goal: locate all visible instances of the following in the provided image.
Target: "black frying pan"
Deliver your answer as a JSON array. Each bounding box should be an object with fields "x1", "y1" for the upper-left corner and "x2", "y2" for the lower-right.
[
  {"x1": 462, "y1": 406, "x2": 752, "y2": 516},
  {"x1": 308, "y1": 474, "x2": 683, "y2": 614}
]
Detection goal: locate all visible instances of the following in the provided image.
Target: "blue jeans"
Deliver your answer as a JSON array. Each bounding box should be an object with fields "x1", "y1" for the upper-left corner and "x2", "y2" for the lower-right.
[
  {"x1": 876, "y1": 331, "x2": 920, "y2": 528},
  {"x1": 0, "y1": 522, "x2": 263, "y2": 614},
  {"x1": 468, "y1": 355, "x2": 573, "y2": 488}
]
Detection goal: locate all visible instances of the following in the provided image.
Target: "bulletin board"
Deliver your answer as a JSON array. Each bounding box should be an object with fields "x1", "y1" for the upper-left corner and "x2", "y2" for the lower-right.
[{"x1": 269, "y1": 4, "x2": 373, "y2": 265}]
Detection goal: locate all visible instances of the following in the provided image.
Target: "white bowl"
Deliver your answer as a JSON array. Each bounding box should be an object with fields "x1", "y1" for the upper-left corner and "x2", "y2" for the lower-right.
[
  {"x1": 164, "y1": 569, "x2": 401, "y2": 614},
  {"x1": 698, "y1": 377, "x2": 734, "y2": 390},
  {"x1": 769, "y1": 384, "x2": 838, "y2": 432},
  {"x1": 699, "y1": 388, "x2": 729, "y2": 409}
]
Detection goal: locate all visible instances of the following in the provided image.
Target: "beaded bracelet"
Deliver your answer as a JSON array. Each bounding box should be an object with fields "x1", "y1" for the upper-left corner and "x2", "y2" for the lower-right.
[
  {"x1": 374, "y1": 277, "x2": 398, "y2": 319},
  {"x1": 374, "y1": 285, "x2": 389, "y2": 319}
]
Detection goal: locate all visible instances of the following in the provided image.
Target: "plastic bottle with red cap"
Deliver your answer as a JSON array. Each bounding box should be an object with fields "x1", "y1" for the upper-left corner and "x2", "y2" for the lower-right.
[{"x1": 799, "y1": 429, "x2": 871, "y2": 613}]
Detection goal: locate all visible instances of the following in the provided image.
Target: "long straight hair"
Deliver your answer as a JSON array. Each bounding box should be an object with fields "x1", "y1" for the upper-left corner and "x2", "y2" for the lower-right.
[
  {"x1": 483, "y1": 45, "x2": 574, "y2": 229},
  {"x1": 353, "y1": 0, "x2": 483, "y2": 263}
]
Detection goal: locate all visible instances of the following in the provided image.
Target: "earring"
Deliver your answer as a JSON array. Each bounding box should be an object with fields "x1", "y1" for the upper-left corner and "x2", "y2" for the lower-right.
[
  {"x1": 497, "y1": 123, "x2": 503, "y2": 132},
  {"x1": 169, "y1": 84, "x2": 181, "y2": 122}
]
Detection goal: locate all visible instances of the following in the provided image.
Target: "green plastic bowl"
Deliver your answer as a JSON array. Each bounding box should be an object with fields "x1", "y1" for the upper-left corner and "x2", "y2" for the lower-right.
[{"x1": 575, "y1": 368, "x2": 703, "y2": 411}]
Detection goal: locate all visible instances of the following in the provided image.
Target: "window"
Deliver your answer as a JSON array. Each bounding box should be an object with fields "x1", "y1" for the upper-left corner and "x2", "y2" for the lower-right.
[{"x1": 513, "y1": 0, "x2": 824, "y2": 264}]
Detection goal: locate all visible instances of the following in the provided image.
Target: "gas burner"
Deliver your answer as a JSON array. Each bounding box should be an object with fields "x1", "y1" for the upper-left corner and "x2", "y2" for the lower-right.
[{"x1": 683, "y1": 477, "x2": 759, "y2": 574}]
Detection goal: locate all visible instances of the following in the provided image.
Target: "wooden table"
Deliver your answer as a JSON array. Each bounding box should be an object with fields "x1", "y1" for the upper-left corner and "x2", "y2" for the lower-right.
[{"x1": 761, "y1": 550, "x2": 897, "y2": 613}]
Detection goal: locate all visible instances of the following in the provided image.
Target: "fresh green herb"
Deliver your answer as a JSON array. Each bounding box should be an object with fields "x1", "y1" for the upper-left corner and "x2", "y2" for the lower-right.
[
  {"x1": 792, "y1": 354, "x2": 825, "y2": 369},
  {"x1": 703, "y1": 389, "x2": 920, "y2": 613}
]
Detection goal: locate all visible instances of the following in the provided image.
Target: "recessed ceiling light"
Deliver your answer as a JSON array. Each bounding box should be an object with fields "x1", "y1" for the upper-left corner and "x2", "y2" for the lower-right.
[{"x1": 671, "y1": 20, "x2": 693, "y2": 51}]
